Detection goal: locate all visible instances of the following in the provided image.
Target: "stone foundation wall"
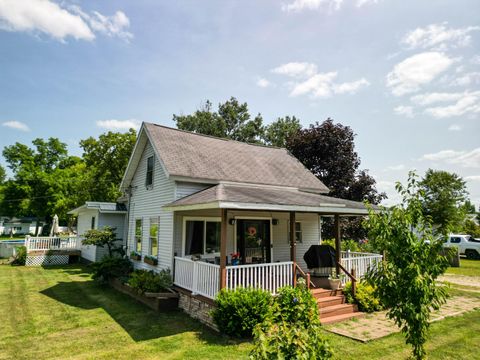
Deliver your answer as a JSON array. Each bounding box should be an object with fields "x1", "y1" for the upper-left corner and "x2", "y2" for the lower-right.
[{"x1": 178, "y1": 292, "x2": 218, "y2": 331}]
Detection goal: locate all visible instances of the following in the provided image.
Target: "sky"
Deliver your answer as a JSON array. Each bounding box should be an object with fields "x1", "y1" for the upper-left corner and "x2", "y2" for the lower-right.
[{"x1": 0, "y1": 0, "x2": 479, "y2": 208}]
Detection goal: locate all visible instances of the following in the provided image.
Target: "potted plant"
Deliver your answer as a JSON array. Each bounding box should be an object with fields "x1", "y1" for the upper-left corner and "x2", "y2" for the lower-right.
[
  {"x1": 231, "y1": 252, "x2": 241, "y2": 265},
  {"x1": 328, "y1": 269, "x2": 344, "y2": 290},
  {"x1": 130, "y1": 251, "x2": 142, "y2": 261},
  {"x1": 144, "y1": 255, "x2": 158, "y2": 266}
]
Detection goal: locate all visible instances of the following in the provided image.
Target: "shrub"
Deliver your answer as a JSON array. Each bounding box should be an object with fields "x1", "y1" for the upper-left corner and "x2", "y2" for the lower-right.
[
  {"x1": 273, "y1": 283, "x2": 320, "y2": 327},
  {"x1": 11, "y1": 246, "x2": 26, "y2": 266},
  {"x1": 127, "y1": 269, "x2": 172, "y2": 294},
  {"x1": 90, "y1": 256, "x2": 133, "y2": 284},
  {"x1": 343, "y1": 281, "x2": 383, "y2": 313},
  {"x1": 250, "y1": 322, "x2": 332, "y2": 360},
  {"x1": 212, "y1": 288, "x2": 273, "y2": 338}
]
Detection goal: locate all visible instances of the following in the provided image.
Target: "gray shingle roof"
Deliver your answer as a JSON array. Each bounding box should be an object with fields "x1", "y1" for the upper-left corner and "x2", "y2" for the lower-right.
[
  {"x1": 144, "y1": 123, "x2": 329, "y2": 193},
  {"x1": 165, "y1": 184, "x2": 377, "y2": 214}
]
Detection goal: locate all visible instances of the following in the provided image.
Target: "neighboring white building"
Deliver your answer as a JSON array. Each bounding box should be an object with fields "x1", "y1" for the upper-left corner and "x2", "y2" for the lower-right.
[
  {"x1": 68, "y1": 202, "x2": 127, "y2": 262},
  {"x1": 1, "y1": 217, "x2": 43, "y2": 236}
]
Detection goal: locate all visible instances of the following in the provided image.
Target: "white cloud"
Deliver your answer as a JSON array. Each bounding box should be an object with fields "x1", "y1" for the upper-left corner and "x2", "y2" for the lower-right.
[
  {"x1": 450, "y1": 72, "x2": 480, "y2": 87},
  {"x1": 424, "y1": 91, "x2": 480, "y2": 118},
  {"x1": 410, "y1": 92, "x2": 465, "y2": 106},
  {"x1": 290, "y1": 72, "x2": 338, "y2": 97},
  {"x1": 281, "y1": 0, "x2": 343, "y2": 12},
  {"x1": 0, "y1": 0, "x2": 131, "y2": 42},
  {"x1": 96, "y1": 119, "x2": 141, "y2": 131},
  {"x1": 271, "y1": 62, "x2": 318, "y2": 78},
  {"x1": 386, "y1": 164, "x2": 406, "y2": 171},
  {"x1": 2, "y1": 120, "x2": 30, "y2": 132},
  {"x1": 386, "y1": 52, "x2": 455, "y2": 96},
  {"x1": 466, "y1": 175, "x2": 480, "y2": 182},
  {"x1": 334, "y1": 78, "x2": 370, "y2": 94},
  {"x1": 402, "y1": 23, "x2": 480, "y2": 50},
  {"x1": 393, "y1": 105, "x2": 414, "y2": 118},
  {"x1": 448, "y1": 124, "x2": 462, "y2": 131},
  {"x1": 356, "y1": 0, "x2": 380, "y2": 7},
  {"x1": 256, "y1": 78, "x2": 271, "y2": 88},
  {"x1": 420, "y1": 148, "x2": 480, "y2": 168}
]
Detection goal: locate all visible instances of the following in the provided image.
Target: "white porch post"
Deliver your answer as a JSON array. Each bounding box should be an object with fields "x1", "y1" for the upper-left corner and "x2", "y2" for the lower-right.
[{"x1": 219, "y1": 208, "x2": 228, "y2": 289}]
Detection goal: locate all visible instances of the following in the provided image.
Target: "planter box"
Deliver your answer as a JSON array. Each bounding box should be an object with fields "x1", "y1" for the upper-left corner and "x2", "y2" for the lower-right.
[
  {"x1": 109, "y1": 278, "x2": 179, "y2": 311},
  {"x1": 328, "y1": 279, "x2": 341, "y2": 290},
  {"x1": 144, "y1": 257, "x2": 158, "y2": 266},
  {"x1": 130, "y1": 254, "x2": 142, "y2": 261}
]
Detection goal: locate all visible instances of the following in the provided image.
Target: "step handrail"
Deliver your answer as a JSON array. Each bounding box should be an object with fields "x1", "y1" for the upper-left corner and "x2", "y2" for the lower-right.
[
  {"x1": 337, "y1": 261, "x2": 357, "y2": 296},
  {"x1": 295, "y1": 263, "x2": 316, "y2": 289}
]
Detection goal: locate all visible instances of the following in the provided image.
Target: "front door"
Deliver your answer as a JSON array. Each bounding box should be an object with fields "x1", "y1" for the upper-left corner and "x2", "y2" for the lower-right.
[{"x1": 236, "y1": 219, "x2": 271, "y2": 264}]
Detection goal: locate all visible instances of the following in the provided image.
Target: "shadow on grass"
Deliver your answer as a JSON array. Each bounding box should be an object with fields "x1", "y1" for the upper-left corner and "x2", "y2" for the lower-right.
[{"x1": 39, "y1": 274, "x2": 232, "y2": 344}]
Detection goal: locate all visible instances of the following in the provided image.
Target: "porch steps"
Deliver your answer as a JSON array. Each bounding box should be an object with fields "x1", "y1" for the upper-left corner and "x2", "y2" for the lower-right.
[{"x1": 312, "y1": 288, "x2": 364, "y2": 325}]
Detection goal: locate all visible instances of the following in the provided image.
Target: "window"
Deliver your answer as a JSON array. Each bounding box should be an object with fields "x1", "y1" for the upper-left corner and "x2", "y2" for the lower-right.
[
  {"x1": 149, "y1": 217, "x2": 159, "y2": 257},
  {"x1": 146, "y1": 156, "x2": 154, "y2": 187},
  {"x1": 184, "y1": 218, "x2": 221, "y2": 255},
  {"x1": 135, "y1": 219, "x2": 142, "y2": 253},
  {"x1": 450, "y1": 237, "x2": 461, "y2": 244},
  {"x1": 295, "y1": 222, "x2": 302, "y2": 243},
  {"x1": 91, "y1": 216, "x2": 96, "y2": 230}
]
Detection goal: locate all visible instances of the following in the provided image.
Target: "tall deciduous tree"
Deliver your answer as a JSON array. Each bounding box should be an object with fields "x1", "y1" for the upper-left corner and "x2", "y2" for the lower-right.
[
  {"x1": 173, "y1": 97, "x2": 264, "y2": 143},
  {"x1": 0, "y1": 165, "x2": 6, "y2": 184},
  {"x1": 365, "y1": 172, "x2": 449, "y2": 360},
  {"x1": 80, "y1": 129, "x2": 137, "y2": 202},
  {"x1": 263, "y1": 116, "x2": 301, "y2": 147},
  {"x1": 419, "y1": 169, "x2": 468, "y2": 235}
]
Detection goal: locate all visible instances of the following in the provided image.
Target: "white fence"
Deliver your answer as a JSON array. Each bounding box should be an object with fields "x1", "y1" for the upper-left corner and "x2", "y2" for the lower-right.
[
  {"x1": 226, "y1": 261, "x2": 294, "y2": 294},
  {"x1": 174, "y1": 257, "x2": 220, "y2": 299},
  {"x1": 25, "y1": 236, "x2": 81, "y2": 251}
]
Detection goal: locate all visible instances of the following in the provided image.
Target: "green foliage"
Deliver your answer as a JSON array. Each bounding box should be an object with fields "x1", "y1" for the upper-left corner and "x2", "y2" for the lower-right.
[
  {"x1": 419, "y1": 169, "x2": 468, "y2": 236},
  {"x1": 127, "y1": 269, "x2": 172, "y2": 294},
  {"x1": 263, "y1": 116, "x2": 301, "y2": 147},
  {"x1": 343, "y1": 281, "x2": 383, "y2": 313},
  {"x1": 364, "y1": 172, "x2": 450, "y2": 360},
  {"x1": 462, "y1": 219, "x2": 480, "y2": 238},
  {"x1": 272, "y1": 284, "x2": 320, "y2": 327},
  {"x1": 90, "y1": 256, "x2": 133, "y2": 284},
  {"x1": 212, "y1": 287, "x2": 273, "y2": 338},
  {"x1": 322, "y1": 238, "x2": 375, "y2": 253},
  {"x1": 250, "y1": 322, "x2": 332, "y2": 360},
  {"x1": 11, "y1": 245, "x2": 26, "y2": 266},
  {"x1": 83, "y1": 226, "x2": 119, "y2": 257},
  {"x1": 0, "y1": 164, "x2": 5, "y2": 184}
]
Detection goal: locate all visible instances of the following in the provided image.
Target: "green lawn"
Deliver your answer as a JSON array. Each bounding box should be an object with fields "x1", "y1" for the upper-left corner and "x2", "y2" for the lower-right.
[
  {"x1": 446, "y1": 258, "x2": 480, "y2": 277},
  {"x1": 0, "y1": 265, "x2": 479, "y2": 360}
]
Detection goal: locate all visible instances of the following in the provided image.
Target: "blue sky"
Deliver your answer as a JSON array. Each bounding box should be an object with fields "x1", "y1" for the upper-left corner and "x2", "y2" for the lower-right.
[{"x1": 0, "y1": 0, "x2": 479, "y2": 207}]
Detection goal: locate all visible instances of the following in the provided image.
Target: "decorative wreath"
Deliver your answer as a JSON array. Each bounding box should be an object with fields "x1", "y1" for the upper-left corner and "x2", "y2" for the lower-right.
[{"x1": 247, "y1": 226, "x2": 257, "y2": 236}]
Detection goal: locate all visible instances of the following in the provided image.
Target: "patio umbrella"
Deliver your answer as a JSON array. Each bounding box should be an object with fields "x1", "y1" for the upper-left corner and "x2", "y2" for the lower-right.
[{"x1": 49, "y1": 214, "x2": 59, "y2": 236}]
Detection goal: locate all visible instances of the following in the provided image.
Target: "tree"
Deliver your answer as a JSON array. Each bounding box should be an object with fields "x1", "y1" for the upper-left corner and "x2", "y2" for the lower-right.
[
  {"x1": 287, "y1": 119, "x2": 385, "y2": 239},
  {"x1": 80, "y1": 129, "x2": 137, "y2": 202},
  {"x1": 365, "y1": 172, "x2": 449, "y2": 360},
  {"x1": 419, "y1": 169, "x2": 468, "y2": 235},
  {"x1": 82, "y1": 226, "x2": 120, "y2": 257},
  {"x1": 0, "y1": 164, "x2": 6, "y2": 184},
  {"x1": 173, "y1": 97, "x2": 264, "y2": 143},
  {"x1": 263, "y1": 116, "x2": 301, "y2": 147}
]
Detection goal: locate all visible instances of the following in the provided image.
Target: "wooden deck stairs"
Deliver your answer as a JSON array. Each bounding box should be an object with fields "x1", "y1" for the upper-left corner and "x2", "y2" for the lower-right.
[{"x1": 311, "y1": 288, "x2": 365, "y2": 325}]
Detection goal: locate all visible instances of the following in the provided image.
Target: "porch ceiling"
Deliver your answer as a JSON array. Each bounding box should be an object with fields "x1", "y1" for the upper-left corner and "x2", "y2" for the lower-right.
[{"x1": 163, "y1": 183, "x2": 380, "y2": 215}]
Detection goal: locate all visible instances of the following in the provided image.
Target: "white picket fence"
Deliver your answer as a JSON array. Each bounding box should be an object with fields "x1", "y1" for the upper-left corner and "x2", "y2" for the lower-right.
[
  {"x1": 340, "y1": 251, "x2": 383, "y2": 284},
  {"x1": 25, "y1": 236, "x2": 81, "y2": 251},
  {"x1": 226, "y1": 261, "x2": 294, "y2": 294}
]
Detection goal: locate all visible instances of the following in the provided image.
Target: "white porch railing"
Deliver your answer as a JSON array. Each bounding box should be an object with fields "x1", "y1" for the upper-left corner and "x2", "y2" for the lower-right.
[
  {"x1": 173, "y1": 257, "x2": 220, "y2": 299},
  {"x1": 226, "y1": 261, "x2": 294, "y2": 294},
  {"x1": 340, "y1": 250, "x2": 383, "y2": 284},
  {"x1": 25, "y1": 236, "x2": 81, "y2": 251}
]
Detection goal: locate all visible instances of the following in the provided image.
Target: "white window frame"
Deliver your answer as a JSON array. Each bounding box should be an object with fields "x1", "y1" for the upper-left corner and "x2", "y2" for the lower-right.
[
  {"x1": 134, "y1": 218, "x2": 142, "y2": 253},
  {"x1": 287, "y1": 221, "x2": 303, "y2": 244},
  {"x1": 149, "y1": 217, "x2": 159, "y2": 258},
  {"x1": 145, "y1": 155, "x2": 154, "y2": 189},
  {"x1": 182, "y1": 216, "x2": 221, "y2": 257}
]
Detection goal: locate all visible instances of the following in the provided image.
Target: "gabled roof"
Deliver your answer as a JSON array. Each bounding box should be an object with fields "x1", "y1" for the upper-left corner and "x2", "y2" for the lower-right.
[
  {"x1": 164, "y1": 183, "x2": 378, "y2": 215},
  {"x1": 121, "y1": 122, "x2": 329, "y2": 193},
  {"x1": 68, "y1": 202, "x2": 127, "y2": 216}
]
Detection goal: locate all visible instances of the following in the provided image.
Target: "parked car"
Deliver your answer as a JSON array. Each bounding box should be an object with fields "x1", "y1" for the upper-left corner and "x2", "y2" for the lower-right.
[{"x1": 443, "y1": 234, "x2": 480, "y2": 259}]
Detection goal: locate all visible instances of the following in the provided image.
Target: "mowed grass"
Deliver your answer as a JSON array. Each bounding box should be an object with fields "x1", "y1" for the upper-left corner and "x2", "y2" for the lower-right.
[
  {"x1": 446, "y1": 258, "x2": 480, "y2": 277},
  {"x1": 0, "y1": 265, "x2": 479, "y2": 360}
]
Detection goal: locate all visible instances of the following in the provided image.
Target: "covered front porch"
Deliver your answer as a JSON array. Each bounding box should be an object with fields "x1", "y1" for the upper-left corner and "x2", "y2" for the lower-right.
[{"x1": 166, "y1": 183, "x2": 383, "y2": 300}]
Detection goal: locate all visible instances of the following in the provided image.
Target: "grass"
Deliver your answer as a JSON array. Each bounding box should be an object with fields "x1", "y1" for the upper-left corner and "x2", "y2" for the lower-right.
[
  {"x1": 446, "y1": 258, "x2": 480, "y2": 277},
  {"x1": 0, "y1": 265, "x2": 479, "y2": 359}
]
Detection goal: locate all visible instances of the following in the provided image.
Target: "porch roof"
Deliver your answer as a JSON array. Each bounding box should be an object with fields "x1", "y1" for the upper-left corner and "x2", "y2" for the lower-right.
[{"x1": 163, "y1": 184, "x2": 379, "y2": 215}]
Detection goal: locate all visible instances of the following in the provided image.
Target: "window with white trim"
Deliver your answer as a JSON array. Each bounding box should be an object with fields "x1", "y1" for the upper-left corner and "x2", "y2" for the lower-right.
[
  {"x1": 135, "y1": 219, "x2": 142, "y2": 253},
  {"x1": 184, "y1": 218, "x2": 221, "y2": 256},
  {"x1": 146, "y1": 156, "x2": 154, "y2": 188},
  {"x1": 149, "y1": 217, "x2": 159, "y2": 257},
  {"x1": 288, "y1": 221, "x2": 303, "y2": 243}
]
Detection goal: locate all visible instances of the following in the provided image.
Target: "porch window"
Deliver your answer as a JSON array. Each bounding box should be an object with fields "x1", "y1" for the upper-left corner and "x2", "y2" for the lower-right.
[
  {"x1": 146, "y1": 156, "x2": 154, "y2": 187},
  {"x1": 288, "y1": 221, "x2": 303, "y2": 243},
  {"x1": 184, "y1": 218, "x2": 221, "y2": 256},
  {"x1": 149, "y1": 217, "x2": 159, "y2": 257},
  {"x1": 135, "y1": 219, "x2": 142, "y2": 253}
]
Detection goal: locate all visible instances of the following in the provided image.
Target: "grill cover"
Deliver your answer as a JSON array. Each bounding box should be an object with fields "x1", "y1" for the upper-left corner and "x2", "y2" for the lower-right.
[{"x1": 303, "y1": 245, "x2": 336, "y2": 269}]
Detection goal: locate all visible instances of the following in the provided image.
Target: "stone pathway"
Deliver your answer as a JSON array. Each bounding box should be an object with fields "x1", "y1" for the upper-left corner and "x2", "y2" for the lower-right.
[
  {"x1": 439, "y1": 274, "x2": 480, "y2": 288},
  {"x1": 324, "y1": 295, "x2": 480, "y2": 342}
]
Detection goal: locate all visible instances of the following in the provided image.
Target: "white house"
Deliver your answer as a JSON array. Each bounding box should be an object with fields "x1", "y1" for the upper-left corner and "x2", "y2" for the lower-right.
[
  {"x1": 1, "y1": 217, "x2": 42, "y2": 236},
  {"x1": 68, "y1": 202, "x2": 127, "y2": 262}
]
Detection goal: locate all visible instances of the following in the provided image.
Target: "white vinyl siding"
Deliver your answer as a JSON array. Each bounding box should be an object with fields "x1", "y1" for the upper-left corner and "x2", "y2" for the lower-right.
[
  {"x1": 175, "y1": 182, "x2": 211, "y2": 200},
  {"x1": 127, "y1": 140, "x2": 176, "y2": 271}
]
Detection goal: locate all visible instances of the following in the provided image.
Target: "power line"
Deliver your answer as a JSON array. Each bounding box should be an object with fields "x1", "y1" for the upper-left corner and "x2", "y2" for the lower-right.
[{"x1": 1, "y1": 195, "x2": 57, "y2": 203}]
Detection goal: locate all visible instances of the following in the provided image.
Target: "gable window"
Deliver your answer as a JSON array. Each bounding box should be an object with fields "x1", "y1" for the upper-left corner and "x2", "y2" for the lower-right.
[
  {"x1": 184, "y1": 217, "x2": 221, "y2": 256},
  {"x1": 135, "y1": 219, "x2": 142, "y2": 253},
  {"x1": 146, "y1": 156, "x2": 154, "y2": 187},
  {"x1": 149, "y1": 217, "x2": 159, "y2": 257}
]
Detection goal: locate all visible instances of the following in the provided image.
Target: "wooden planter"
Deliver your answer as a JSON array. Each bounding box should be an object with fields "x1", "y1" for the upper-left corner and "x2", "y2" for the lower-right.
[
  {"x1": 109, "y1": 278, "x2": 179, "y2": 311},
  {"x1": 144, "y1": 257, "x2": 158, "y2": 266},
  {"x1": 130, "y1": 254, "x2": 142, "y2": 261}
]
